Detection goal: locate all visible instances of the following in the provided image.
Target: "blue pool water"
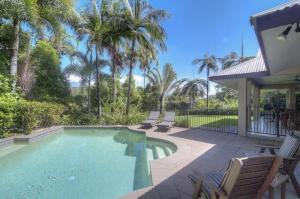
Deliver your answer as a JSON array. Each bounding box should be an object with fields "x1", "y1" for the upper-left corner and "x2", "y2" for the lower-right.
[{"x1": 0, "y1": 128, "x2": 176, "y2": 199}]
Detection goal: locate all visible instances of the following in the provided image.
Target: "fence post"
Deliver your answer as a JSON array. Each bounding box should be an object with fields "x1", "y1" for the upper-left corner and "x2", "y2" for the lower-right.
[{"x1": 186, "y1": 106, "x2": 189, "y2": 128}]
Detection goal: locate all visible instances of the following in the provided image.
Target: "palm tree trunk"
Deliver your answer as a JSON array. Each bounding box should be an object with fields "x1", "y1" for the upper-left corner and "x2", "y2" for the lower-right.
[
  {"x1": 10, "y1": 18, "x2": 20, "y2": 91},
  {"x1": 88, "y1": 52, "x2": 92, "y2": 114},
  {"x1": 143, "y1": 68, "x2": 146, "y2": 90},
  {"x1": 126, "y1": 39, "x2": 136, "y2": 116},
  {"x1": 95, "y1": 45, "x2": 101, "y2": 117},
  {"x1": 159, "y1": 95, "x2": 164, "y2": 114},
  {"x1": 112, "y1": 57, "x2": 116, "y2": 102},
  {"x1": 88, "y1": 75, "x2": 91, "y2": 114},
  {"x1": 206, "y1": 68, "x2": 209, "y2": 108},
  {"x1": 20, "y1": 35, "x2": 32, "y2": 96}
]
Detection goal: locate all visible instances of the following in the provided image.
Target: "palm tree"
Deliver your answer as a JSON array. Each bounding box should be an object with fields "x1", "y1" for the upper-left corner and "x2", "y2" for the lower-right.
[
  {"x1": 222, "y1": 52, "x2": 254, "y2": 69},
  {"x1": 108, "y1": 44, "x2": 123, "y2": 103},
  {"x1": 64, "y1": 50, "x2": 94, "y2": 113},
  {"x1": 125, "y1": 0, "x2": 168, "y2": 116},
  {"x1": 0, "y1": 0, "x2": 78, "y2": 90},
  {"x1": 104, "y1": 1, "x2": 128, "y2": 103},
  {"x1": 138, "y1": 47, "x2": 157, "y2": 89},
  {"x1": 77, "y1": 0, "x2": 110, "y2": 117},
  {"x1": 192, "y1": 54, "x2": 219, "y2": 108},
  {"x1": 146, "y1": 63, "x2": 177, "y2": 113},
  {"x1": 179, "y1": 78, "x2": 207, "y2": 107}
]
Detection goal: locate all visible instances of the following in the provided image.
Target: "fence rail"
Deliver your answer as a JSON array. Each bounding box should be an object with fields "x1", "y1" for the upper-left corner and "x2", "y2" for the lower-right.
[
  {"x1": 169, "y1": 107, "x2": 238, "y2": 134},
  {"x1": 249, "y1": 107, "x2": 293, "y2": 137}
]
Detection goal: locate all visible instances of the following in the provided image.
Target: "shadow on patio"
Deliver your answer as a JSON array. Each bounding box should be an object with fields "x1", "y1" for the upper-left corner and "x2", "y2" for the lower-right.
[{"x1": 122, "y1": 128, "x2": 300, "y2": 199}]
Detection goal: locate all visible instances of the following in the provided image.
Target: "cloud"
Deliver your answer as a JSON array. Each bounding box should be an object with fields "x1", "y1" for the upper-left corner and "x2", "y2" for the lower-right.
[
  {"x1": 133, "y1": 75, "x2": 144, "y2": 87},
  {"x1": 121, "y1": 74, "x2": 144, "y2": 87},
  {"x1": 68, "y1": 75, "x2": 81, "y2": 83},
  {"x1": 221, "y1": 36, "x2": 229, "y2": 43}
]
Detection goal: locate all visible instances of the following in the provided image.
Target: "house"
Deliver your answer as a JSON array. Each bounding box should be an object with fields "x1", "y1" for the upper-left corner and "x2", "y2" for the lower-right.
[{"x1": 210, "y1": 0, "x2": 300, "y2": 137}]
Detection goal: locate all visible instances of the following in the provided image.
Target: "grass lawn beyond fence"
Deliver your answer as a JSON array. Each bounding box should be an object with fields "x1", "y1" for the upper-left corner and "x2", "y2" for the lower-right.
[{"x1": 175, "y1": 115, "x2": 238, "y2": 128}]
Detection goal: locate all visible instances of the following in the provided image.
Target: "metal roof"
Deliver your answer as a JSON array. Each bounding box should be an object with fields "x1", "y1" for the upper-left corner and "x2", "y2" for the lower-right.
[
  {"x1": 251, "y1": 0, "x2": 300, "y2": 20},
  {"x1": 209, "y1": 51, "x2": 268, "y2": 81}
]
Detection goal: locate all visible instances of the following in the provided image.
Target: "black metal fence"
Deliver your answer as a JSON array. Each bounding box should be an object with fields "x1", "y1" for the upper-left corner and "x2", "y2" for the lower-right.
[
  {"x1": 167, "y1": 106, "x2": 239, "y2": 134},
  {"x1": 249, "y1": 107, "x2": 293, "y2": 137}
]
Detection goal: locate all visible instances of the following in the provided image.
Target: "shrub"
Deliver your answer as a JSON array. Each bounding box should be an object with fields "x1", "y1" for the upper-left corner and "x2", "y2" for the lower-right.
[
  {"x1": 63, "y1": 113, "x2": 98, "y2": 125},
  {"x1": 34, "y1": 102, "x2": 64, "y2": 127},
  {"x1": 14, "y1": 100, "x2": 39, "y2": 134},
  {"x1": 99, "y1": 98, "x2": 146, "y2": 125},
  {"x1": 0, "y1": 95, "x2": 17, "y2": 137},
  {"x1": 0, "y1": 97, "x2": 65, "y2": 137}
]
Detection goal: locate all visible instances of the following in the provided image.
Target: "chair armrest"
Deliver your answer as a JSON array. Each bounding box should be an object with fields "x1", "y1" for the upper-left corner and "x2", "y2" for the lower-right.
[
  {"x1": 283, "y1": 157, "x2": 300, "y2": 161},
  {"x1": 188, "y1": 174, "x2": 226, "y2": 197},
  {"x1": 255, "y1": 144, "x2": 280, "y2": 149}
]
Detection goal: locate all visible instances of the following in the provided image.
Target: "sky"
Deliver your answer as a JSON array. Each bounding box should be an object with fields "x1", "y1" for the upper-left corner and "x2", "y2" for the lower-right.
[{"x1": 64, "y1": 0, "x2": 288, "y2": 91}]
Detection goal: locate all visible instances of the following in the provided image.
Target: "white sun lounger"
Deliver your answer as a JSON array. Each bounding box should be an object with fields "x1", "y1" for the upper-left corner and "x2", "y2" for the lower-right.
[
  {"x1": 141, "y1": 111, "x2": 160, "y2": 128},
  {"x1": 157, "y1": 112, "x2": 175, "y2": 131}
]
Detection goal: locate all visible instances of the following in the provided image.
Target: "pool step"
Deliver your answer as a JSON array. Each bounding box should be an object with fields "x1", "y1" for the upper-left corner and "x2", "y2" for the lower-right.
[{"x1": 146, "y1": 144, "x2": 174, "y2": 161}]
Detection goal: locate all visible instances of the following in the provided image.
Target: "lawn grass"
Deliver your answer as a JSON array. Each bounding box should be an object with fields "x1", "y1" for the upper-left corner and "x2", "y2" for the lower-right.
[{"x1": 175, "y1": 115, "x2": 238, "y2": 128}]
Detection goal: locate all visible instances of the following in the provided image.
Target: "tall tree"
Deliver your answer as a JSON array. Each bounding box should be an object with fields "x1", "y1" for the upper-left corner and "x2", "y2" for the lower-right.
[
  {"x1": 31, "y1": 40, "x2": 70, "y2": 102},
  {"x1": 192, "y1": 54, "x2": 219, "y2": 108},
  {"x1": 222, "y1": 52, "x2": 254, "y2": 69},
  {"x1": 146, "y1": 63, "x2": 177, "y2": 113},
  {"x1": 77, "y1": 0, "x2": 109, "y2": 117},
  {"x1": 64, "y1": 50, "x2": 95, "y2": 113},
  {"x1": 0, "y1": 0, "x2": 78, "y2": 90},
  {"x1": 125, "y1": 0, "x2": 168, "y2": 116},
  {"x1": 179, "y1": 78, "x2": 207, "y2": 106},
  {"x1": 108, "y1": 43, "x2": 123, "y2": 103},
  {"x1": 138, "y1": 47, "x2": 157, "y2": 89}
]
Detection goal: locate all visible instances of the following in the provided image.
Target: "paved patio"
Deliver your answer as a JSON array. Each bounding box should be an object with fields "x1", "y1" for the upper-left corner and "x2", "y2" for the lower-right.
[{"x1": 122, "y1": 126, "x2": 300, "y2": 199}]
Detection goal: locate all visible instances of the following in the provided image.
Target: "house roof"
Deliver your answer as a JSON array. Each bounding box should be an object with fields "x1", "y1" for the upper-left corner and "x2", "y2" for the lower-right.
[
  {"x1": 250, "y1": 0, "x2": 300, "y2": 32},
  {"x1": 251, "y1": 0, "x2": 300, "y2": 21},
  {"x1": 209, "y1": 51, "x2": 268, "y2": 81},
  {"x1": 250, "y1": 0, "x2": 300, "y2": 73}
]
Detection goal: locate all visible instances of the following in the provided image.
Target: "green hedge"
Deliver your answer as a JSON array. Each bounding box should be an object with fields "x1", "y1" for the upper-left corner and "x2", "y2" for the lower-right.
[
  {"x1": 0, "y1": 96, "x2": 64, "y2": 138},
  {"x1": 0, "y1": 97, "x2": 146, "y2": 138}
]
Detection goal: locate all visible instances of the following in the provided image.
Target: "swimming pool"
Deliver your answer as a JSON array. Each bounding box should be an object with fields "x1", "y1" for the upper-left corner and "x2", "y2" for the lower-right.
[{"x1": 0, "y1": 127, "x2": 176, "y2": 199}]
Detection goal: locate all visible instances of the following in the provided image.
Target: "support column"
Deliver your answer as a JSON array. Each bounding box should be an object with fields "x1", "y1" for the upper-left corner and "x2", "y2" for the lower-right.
[
  {"x1": 238, "y1": 78, "x2": 247, "y2": 136},
  {"x1": 247, "y1": 80, "x2": 252, "y2": 129},
  {"x1": 253, "y1": 85, "x2": 260, "y2": 123},
  {"x1": 287, "y1": 87, "x2": 296, "y2": 109}
]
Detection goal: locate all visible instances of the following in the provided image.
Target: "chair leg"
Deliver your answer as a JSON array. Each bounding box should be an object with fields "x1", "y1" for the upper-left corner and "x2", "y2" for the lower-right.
[
  {"x1": 287, "y1": 168, "x2": 300, "y2": 197},
  {"x1": 192, "y1": 181, "x2": 202, "y2": 199},
  {"x1": 259, "y1": 147, "x2": 266, "y2": 153},
  {"x1": 269, "y1": 148, "x2": 276, "y2": 155},
  {"x1": 269, "y1": 187, "x2": 275, "y2": 199},
  {"x1": 281, "y1": 183, "x2": 286, "y2": 199}
]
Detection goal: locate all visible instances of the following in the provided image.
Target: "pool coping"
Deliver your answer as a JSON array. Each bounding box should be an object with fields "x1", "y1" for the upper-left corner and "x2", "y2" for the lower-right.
[
  {"x1": 0, "y1": 125, "x2": 187, "y2": 199},
  {"x1": 122, "y1": 126, "x2": 192, "y2": 199}
]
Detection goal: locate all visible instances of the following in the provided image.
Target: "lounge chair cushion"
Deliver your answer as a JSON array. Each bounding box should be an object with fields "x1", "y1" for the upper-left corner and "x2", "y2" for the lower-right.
[
  {"x1": 141, "y1": 120, "x2": 157, "y2": 125},
  {"x1": 148, "y1": 111, "x2": 160, "y2": 120},
  {"x1": 157, "y1": 121, "x2": 174, "y2": 127},
  {"x1": 278, "y1": 135, "x2": 299, "y2": 158},
  {"x1": 164, "y1": 112, "x2": 175, "y2": 122}
]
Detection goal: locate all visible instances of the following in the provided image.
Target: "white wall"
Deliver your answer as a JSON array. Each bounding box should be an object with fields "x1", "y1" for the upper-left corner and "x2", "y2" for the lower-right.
[{"x1": 238, "y1": 78, "x2": 248, "y2": 136}]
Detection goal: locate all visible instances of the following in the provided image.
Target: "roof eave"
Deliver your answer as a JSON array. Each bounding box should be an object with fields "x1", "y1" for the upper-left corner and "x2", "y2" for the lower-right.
[
  {"x1": 251, "y1": 3, "x2": 300, "y2": 74},
  {"x1": 209, "y1": 71, "x2": 269, "y2": 81}
]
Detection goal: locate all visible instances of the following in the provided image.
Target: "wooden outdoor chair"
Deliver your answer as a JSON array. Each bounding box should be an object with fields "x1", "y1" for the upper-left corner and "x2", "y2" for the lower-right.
[
  {"x1": 188, "y1": 155, "x2": 283, "y2": 199},
  {"x1": 256, "y1": 134, "x2": 300, "y2": 197}
]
